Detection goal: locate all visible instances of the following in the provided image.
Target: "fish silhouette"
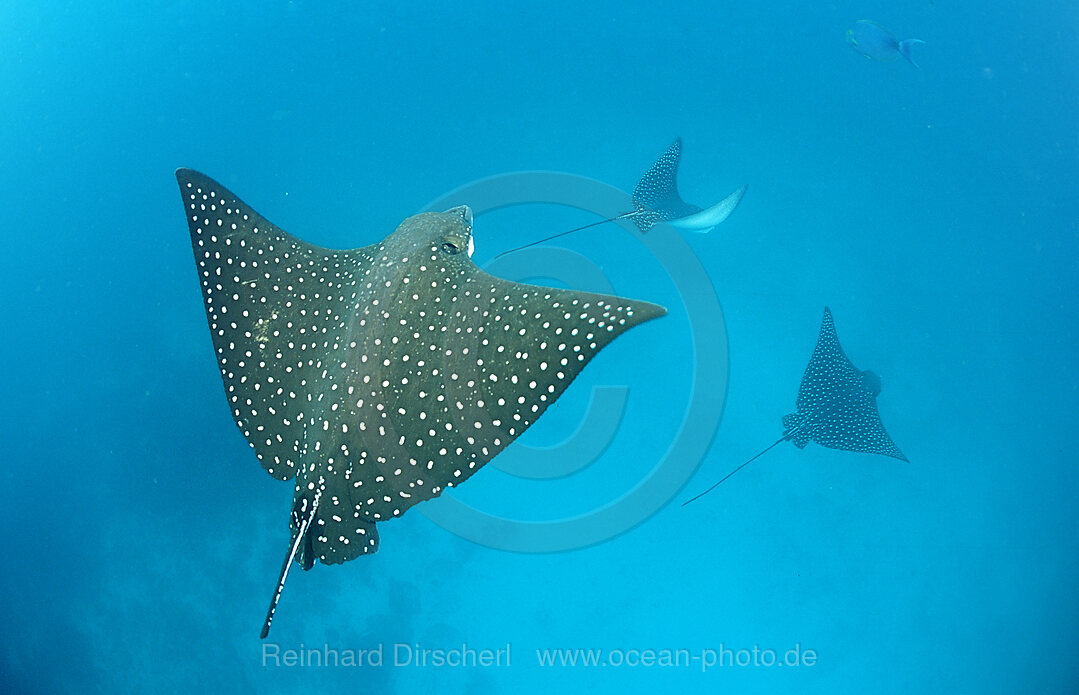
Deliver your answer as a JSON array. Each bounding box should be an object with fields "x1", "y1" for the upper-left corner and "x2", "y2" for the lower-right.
[
  {"x1": 847, "y1": 20, "x2": 925, "y2": 68},
  {"x1": 175, "y1": 169, "x2": 665, "y2": 637},
  {"x1": 684, "y1": 307, "x2": 906, "y2": 505}
]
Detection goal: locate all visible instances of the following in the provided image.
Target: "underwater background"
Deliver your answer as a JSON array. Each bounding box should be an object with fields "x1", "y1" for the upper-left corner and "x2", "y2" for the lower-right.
[{"x1": 2, "y1": 0, "x2": 1076, "y2": 692}]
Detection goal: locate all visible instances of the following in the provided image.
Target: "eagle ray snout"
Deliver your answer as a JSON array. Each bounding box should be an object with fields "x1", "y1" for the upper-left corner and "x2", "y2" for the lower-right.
[{"x1": 445, "y1": 205, "x2": 473, "y2": 227}]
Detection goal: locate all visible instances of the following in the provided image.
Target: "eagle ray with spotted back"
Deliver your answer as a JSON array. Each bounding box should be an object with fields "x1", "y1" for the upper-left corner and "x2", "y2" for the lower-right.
[
  {"x1": 493, "y1": 138, "x2": 747, "y2": 258},
  {"x1": 683, "y1": 307, "x2": 905, "y2": 505},
  {"x1": 176, "y1": 168, "x2": 666, "y2": 638}
]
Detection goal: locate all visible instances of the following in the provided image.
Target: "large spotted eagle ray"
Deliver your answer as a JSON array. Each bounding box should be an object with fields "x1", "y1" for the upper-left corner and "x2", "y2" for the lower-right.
[
  {"x1": 495, "y1": 137, "x2": 748, "y2": 257},
  {"x1": 683, "y1": 307, "x2": 906, "y2": 505},
  {"x1": 176, "y1": 169, "x2": 665, "y2": 638}
]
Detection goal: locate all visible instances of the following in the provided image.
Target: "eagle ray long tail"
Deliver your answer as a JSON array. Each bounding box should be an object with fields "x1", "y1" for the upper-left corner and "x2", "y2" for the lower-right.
[
  {"x1": 260, "y1": 502, "x2": 317, "y2": 639},
  {"x1": 492, "y1": 211, "x2": 637, "y2": 259},
  {"x1": 681, "y1": 425, "x2": 804, "y2": 506}
]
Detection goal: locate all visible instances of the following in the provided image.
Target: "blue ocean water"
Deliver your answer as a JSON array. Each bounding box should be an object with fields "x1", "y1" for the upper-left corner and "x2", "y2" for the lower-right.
[{"x1": 2, "y1": 0, "x2": 1076, "y2": 692}]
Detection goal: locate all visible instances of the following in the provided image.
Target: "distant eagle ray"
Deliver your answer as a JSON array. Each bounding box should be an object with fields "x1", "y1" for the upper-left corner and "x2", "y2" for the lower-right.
[
  {"x1": 495, "y1": 138, "x2": 747, "y2": 258},
  {"x1": 683, "y1": 307, "x2": 906, "y2": 506},
  {"x1": 175, "y1": 169, "x2": 666, "y2": 638}
]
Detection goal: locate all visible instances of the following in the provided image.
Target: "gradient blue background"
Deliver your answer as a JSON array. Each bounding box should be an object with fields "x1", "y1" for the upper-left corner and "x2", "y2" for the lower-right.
[{"x1": 2, "y1": 1, "x2": 1076, "y2": 692}]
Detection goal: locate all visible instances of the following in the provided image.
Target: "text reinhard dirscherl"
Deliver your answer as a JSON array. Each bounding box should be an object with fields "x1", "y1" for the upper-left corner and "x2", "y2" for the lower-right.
[
  {"x1": 261, "y1": 643, "x2": 818, "y2": 672},
  {"x1": 262, "y1": 643, "x2": 511, "y2": 668}
]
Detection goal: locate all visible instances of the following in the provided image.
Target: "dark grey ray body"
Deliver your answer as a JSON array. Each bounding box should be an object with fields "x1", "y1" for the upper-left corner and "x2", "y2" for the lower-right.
[
  {"x1": 176, "y1": 169, "x2": 665, "y2": 636},
  {"x1": 683, "y1": 307, "x2": 905, "y2": 505}
]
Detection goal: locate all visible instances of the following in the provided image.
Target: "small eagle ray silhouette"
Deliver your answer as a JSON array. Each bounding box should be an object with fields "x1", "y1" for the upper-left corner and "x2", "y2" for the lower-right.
[{"x1": 683, "y1": 307, "x2": 906, "y2": 505}]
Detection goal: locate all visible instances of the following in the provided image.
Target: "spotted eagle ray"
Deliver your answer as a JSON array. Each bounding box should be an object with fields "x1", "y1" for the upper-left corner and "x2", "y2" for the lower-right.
[
  {"x1": 176, "y1": 169, "x2": 666, "y2": 638},
  {"x1": 683, "y1": 307, "x2": 906, "y2": 505},
  {"x1": 495, "y1": 137, "x2": 747, "y2": 257}
]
